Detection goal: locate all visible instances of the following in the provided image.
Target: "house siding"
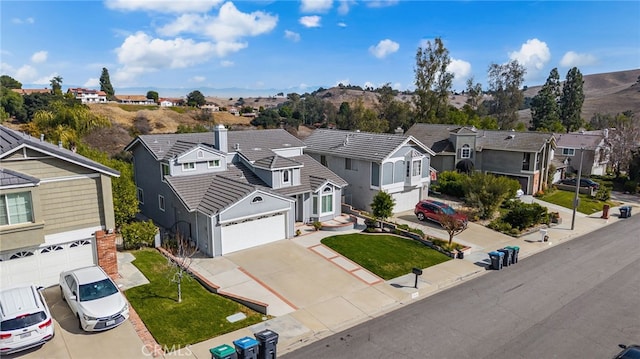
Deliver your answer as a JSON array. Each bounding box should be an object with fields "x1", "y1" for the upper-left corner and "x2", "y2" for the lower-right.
[
  {"x1": 39, "y1": 177, "x2": 104, "y2": 235},
  {"x1": 131, "y1": 146, "x2": 177, "y2": 228}
]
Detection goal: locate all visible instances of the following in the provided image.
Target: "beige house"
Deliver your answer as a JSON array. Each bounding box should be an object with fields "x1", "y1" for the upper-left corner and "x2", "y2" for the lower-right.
[{"x1": 0, "y1": 126, "x2": 120, "y2": 287}]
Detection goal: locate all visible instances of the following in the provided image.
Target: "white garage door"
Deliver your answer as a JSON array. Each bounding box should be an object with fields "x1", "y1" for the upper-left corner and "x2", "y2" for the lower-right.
[
  {"x1": 392, "y1": 188, "x2": 422, "y2": 212},
  {"x1": 0, "y1": 239, "x2": 95, "y2": 288},
  {"x1": 220, "y1": 213, "x2": 286, "y2": 255}
]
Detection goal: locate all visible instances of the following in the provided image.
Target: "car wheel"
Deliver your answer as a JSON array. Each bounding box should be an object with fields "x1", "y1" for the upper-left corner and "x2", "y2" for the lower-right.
[
  {"x1": 60, "y1": 286, "x2": 66, "y2": 302},
  {"x1": 417, "y1": 213, "x2": 425, "y2": 221}
]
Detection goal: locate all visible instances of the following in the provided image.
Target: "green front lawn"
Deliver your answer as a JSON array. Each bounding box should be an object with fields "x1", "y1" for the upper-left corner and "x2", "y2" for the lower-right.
[
  {"x1": 321, "y1": 234, "x2": 451, "y2": 280},
  {"x1": 538, "y1": 190, "x2": 620, "y2": 214},
  {"x1": 125, "y1": 249, "x2": 263, "y2": 347}
]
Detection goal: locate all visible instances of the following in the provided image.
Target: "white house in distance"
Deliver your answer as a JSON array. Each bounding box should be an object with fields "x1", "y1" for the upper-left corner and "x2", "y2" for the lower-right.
[{"x1": 66, "y1": 88, "x2": 108, "y2": 104}]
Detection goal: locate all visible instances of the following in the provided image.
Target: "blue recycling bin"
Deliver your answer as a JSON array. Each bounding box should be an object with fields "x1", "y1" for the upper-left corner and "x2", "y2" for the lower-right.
[
  {"x1": 488, "y1": 251, "x2": 504, "y2": 270},
  {"x1": 620, "y1": 206, "x2": 632, "y2": 218},
  {"x1": 233, "y1": 337, "x2": 259, "y2": 359}
]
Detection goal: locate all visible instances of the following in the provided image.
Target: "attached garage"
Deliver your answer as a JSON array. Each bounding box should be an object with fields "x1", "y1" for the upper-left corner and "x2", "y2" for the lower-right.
[
  {"x1": 391, "y1": 188, "x2": 422, "y2": 212},
  {"x1": 220, "y1": 213, "x2": 286, "y2": 254},
  {"x1": 0, "y1": 239, "x2": 95, "y2": 288}
]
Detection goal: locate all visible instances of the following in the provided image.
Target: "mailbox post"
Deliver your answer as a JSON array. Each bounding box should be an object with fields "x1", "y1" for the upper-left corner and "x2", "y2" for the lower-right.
[{"x1": 412, "y1": 267, "x2": 423, "y2": 289}]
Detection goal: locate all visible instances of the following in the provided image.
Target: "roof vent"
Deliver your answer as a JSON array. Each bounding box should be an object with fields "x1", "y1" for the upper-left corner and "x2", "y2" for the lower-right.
[
  {"x1": 507, "y1": 134, "x2": 515, "y2": 139},
  {"x1": 234, "y1": 143, "x2": 240, "y2": 150},
  {"x1": 40, "y1": 134, "x2": 45, "y2": 142}
]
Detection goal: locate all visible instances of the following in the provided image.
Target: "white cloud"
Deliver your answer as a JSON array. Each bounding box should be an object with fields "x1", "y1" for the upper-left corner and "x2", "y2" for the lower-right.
[
  {"x1": 369, "y1": 39, "x2": 399, "y2": 59},
  {"x1": 447, "y1": 58, "x2": 471, "y2": 80},
  {"x1": 366, "y1": 0, "x2": 399, "y2": 8},
  {"x1": 299, "y1": 15, "x2": 321, "y2": 28},
  {"x1": 284, "y1": 30, "x2": 301, "y2": 42},
  {"x1": 335, "y1": 78, "x2": 350, "y2": 86},
  {"x1": 337, "y1": 0, "x2": 355, "y2": 15},
  {"x1": 364, "y1": 81, "x2": 375, "y2": 89},
  {"x1": 392, "y1": 82, "x2": 402, "y2": 90},
  {"x1": 84, "y1": 78, "x2": 99, "y2": 87},
  {"x1": 220, "y1": 60, "x2": 234, "y2": 67},
  {"x1": 11, "y1": 17, "x2": 34, "y2": 24},
  {"x1": 31, "y1": 51, "x2": 48, "y2": 64},
  {"x1": 105, "y1": 0, "x2": 222, "y2": 14},
  {"x1": 191, "y1": 76, "x2": 206, "y2": 82},
  {"x1": 560, "y1": 51, "x2": 598, "y2": 67},
  {"x1": 337, "y1": 22, "x2": 347, "y2": 28},
  {"x1": 33, "y1": 73, "x2": 59, "y2": 85},
  {"x1": 0, "y1": 62, "x2": 15, "y2": 74},
  {"x1": 114, "y1": 32, "x2": 217, "y2": 82},
  {"x1": 14, "y1": 65, "x2": 37, "y2": 82},
  {"x1": 158, "y1": 3, "x2": 277, "y2": 43},
  {"x1": 301, "y1": 0, "x2": 332, "y2": 13},
  {"x1": 509, "y1": 38, "x2": 551, "y2": 73}
]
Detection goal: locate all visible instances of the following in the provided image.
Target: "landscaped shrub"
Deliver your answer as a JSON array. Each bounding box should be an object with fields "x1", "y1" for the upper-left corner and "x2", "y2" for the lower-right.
[
  {"x1": 121, "y1": 220, "x2": 157, "y2": 249},
  {"x1": 624, "y1": 180, "x2": 638, "y2": 194},
  {"x1": 594, "y1": 186, "x2": 611, "y2": 201},
  {"x1": 487, "y1": 219, "x2": 513, "y2": 233},
  {"x1": 434, "y1": 171, "x2": 467, "y2": 198},
  {"x1": 501, "y1": 201, "x2": 548, "y2": 230}
]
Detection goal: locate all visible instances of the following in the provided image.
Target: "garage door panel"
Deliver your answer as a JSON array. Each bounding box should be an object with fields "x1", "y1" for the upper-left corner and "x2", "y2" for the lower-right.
[
  {"x1": 392, "y1": 188, "x2": 421, "y2": 212},
  {"x1": 221, "y1": 214, "x2": 285, "y2": 255}
]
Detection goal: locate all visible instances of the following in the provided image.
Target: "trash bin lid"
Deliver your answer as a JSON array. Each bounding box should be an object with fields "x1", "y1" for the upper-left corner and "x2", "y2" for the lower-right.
[
  {"x1": 505, "y1": 246, "x2": 520, "y2": 250},
  {"x1": 233, "y1": 336, "x2": 259, "y2": 349},
  {"x1": 255, "y1": 329, "x2": 279, "y2": 342},
  {"x1": 495, "y1": 251, "x2": 504, "y2": 257},
  {"x1": 210, "y1": 344, "x2": 236, "y2": 356}
]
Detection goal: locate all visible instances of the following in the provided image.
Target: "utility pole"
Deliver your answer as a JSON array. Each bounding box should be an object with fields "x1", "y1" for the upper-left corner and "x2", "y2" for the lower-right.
[{"x1": 571, "y1": 147, "x2": 585, "y2": 230}]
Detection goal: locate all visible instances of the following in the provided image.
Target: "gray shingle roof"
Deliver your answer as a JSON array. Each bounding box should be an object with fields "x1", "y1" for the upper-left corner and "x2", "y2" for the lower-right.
[
  {"x1": 0, "y1": 126, "x2": 120, "y2": 177},
  {"x1": 253, "y1": 155, "x2": 302, "y2": 170},
  {"x1": 303, "y1": 129, "x2": 431, "y2": 162},
  {"x1": 554, "y1": 132, "x2": 603, "y2": 150},
  {"x1": 0, "y1": 168, "x2": 40, "y2": 188},
  {"x1": 406, "y1": 124, "x2": 555, "y2": 153}
]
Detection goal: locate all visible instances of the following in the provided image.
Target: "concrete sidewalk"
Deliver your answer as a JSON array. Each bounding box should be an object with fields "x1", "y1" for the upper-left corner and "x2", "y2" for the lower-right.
[{"x1": 120, "y1": 194, "x2": 639, "y2": 358}]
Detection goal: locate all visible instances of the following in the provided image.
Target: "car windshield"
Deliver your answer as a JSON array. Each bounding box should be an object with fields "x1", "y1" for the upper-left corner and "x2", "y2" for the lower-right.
[
  {"x1": 440, "y1": 206, "x2": 456, "y2": 215},
  {"x1": 79, "y1": 279, "x2": 118, "y2": 302},
  {"x1": 1, "y1": 311, "x2": 46, "y2": 331}
]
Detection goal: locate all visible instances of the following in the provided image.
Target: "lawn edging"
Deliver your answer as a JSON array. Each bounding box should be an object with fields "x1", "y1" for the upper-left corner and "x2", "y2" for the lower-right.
[{"x1": 157, "y1": 247, "x2": 270, "y2": 315}]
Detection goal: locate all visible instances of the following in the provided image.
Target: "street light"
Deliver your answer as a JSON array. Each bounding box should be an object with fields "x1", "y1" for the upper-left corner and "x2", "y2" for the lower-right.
[{"x1": 571, "y1": 147, "x2": 585, "y2": 230}]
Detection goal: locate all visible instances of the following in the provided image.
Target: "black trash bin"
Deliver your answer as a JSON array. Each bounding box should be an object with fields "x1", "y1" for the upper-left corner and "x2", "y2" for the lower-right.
[
  {"x1": 497, "y1": 248, "x2": 512, "y2": 267},
  {"x1": 488, "y1": 251, "x2": 503, "y2": 270},
  {"x1": 505, "y1": 246, "x2": 520, "y2": 264},
  {"x1": 254, "y1": 330, "x2": 279, "y2": 359},
  {"x1": 234, "y1": 337, "x2": 259, "y2": 359},
  {"x1": 457, "y1": 250, "x2": 464, "y2": 259},
  {"x1": 620, "y1": 206, "x2": 631, "y2": 218}
]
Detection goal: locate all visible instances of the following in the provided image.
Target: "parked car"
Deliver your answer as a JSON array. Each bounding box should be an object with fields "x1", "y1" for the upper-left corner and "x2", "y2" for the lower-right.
[
  {"x1": 59, "y1": 266, "x2": 129, "y2": 332},
  {"x1": 415, "y1": 199, "x2": 468, "y2": 227},
  {"x1": 0, "y1": 285, "x2": 54, "y2": 355},
  {"x1": 614, "y1": 344, "x2": 640, "y2": 359},
  {"x1": 560, "y1": 177, "x2": 600, "y2": 189}
]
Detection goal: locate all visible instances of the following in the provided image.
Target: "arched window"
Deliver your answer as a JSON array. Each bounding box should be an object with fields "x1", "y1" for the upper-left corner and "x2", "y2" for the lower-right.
[{"x1": 252, "y1": 196, "x2": 263, "y2": 204}]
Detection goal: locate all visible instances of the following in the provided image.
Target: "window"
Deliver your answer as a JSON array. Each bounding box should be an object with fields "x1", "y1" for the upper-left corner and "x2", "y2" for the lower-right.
[
  {"x1": 561, "y1": 148, "x2": 575, "y2": 156},
  {"x1": 182, "y1": 162, "x2": 195, "y2": 171},
  {"x1": 321, "y1": 187, "x2": 333, "y2": 214},
  {"x1": 461, "y1": 144, "x2": 471, "y2": 159},
  {"x1": 0, "y1": 192, "x2": 34, "y2": 226},
  {"x1": 312, "y1": 196, "x2": 318, "y2": 215},
  {"x1": 522, "y1": 153, "x2": 531, "y2": 171},
  {"x1": 197, "y1": 150, "x2": 204, "y2": 158},
  {"x1": 161, "y1": 163, "x2": 170, "y2": 180},
  {"x1": 345, "y1": 158, "x2": 357, "y2": 171},
  {"x1": 208, "y1": 160, "x2": 220, "y2": 168},
  {"x1": 412, "y1": 160, "x2": 421, "y2": 176},
  {"x1": 371, "y1": 162, "x2": 380, "y2": 187},
  {"x1": 320, "y1": 155, "x2": 327, "y2": 167},
  {"x1": 159, "y1": 195, "x2": 165, "y2": 211},
  {"x1": 283, "y1": 170, "x2": 290, "y2": 183},
  {"x1": 137, "y1": 188, "x2": 144, "y2": 204}
]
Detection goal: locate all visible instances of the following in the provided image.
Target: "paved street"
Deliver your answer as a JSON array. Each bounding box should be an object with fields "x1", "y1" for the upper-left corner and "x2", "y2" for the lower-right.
[{"x1": 283, "y1": 216, "x2": 640, "y2": 359}]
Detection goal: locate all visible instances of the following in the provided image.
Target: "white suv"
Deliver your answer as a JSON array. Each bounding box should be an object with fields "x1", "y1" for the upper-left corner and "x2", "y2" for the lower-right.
[
  {"x1": 0, "y1": 285, "x2": 55, "y2": 355},
  {"x1": 59, "y1": 266, "x2": 129, "y2": 332}
]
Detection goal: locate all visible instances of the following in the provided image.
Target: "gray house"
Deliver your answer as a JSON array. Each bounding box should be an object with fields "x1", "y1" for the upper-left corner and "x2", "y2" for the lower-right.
[
  {"x1": 125, "y1": 126, "x2": 347, "y2": 257},
  {"x1": 553, "y1": 130, "x2": 610, "y2": 180},
  {"x1": 0, "y1": 126, "x2": 120, "y2": 287},
  {"x1": 303, "y1": 129, "x2": 435, "y2": 213},
  {"x1": 406, "y1": 124, "x2": 556, "y2": 195}
]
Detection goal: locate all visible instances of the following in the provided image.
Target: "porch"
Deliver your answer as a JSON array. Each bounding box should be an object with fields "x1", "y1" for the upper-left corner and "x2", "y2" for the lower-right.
[{"x1": 295, "y1": 214, "x2": 362, "y2": 235}]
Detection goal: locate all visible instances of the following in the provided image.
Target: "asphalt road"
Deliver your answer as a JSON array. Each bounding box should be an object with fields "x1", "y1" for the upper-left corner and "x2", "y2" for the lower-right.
[{"x1": 284, "y1": 217, "x2": 640, "y2": 359}]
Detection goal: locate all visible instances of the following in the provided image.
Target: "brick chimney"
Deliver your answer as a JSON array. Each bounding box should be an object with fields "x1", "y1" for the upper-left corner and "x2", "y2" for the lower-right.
[
  {"x1": 214, "y1": 124, "x2": 228, "y2": 153},
  {"x1": 95, "y1": 230, "x2": 118, "y2": 280}
]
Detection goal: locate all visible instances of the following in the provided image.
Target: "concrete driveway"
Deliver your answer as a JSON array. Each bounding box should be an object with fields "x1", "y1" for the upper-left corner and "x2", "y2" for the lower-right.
[{"x1": 6, "y1": 286, "x2": 147, "y2": 359}]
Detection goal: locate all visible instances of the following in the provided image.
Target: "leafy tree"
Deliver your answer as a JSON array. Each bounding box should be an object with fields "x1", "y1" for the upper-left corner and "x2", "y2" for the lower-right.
[
  {"x1": 376, "y1": 83, "x2": 412, "y2": 132},
  {"x1": 438, "y1": 213, "x2": 468, "y2": 246},
  {"x1": 608, "y1": 113, "x2": 640, "y2": 176},
  {"x1": 371, "y1": 191, "x2": 395, "y2": 222},
  {"x1": 559, "y1": 67, "x2": 585, "y2": 132},
  {"x1": 486, "y1": 60, "x2": 526, "y2": 129},
  {"x1": 464, "y1": 172, "x2": 521, "y2": 219},
  {"x1": 146, "y1": 90, "x2": 159, "y2": 103},
  {"x1": 336, "y1": 102, "x2": 354, "y2": 130},
  {"x1": 465, "y1": 77, "x2": 483, "y2": 110},
  {"x1": 0, "y1": 88, "x2": 27, "y2": 121},
  {"x1": 251, "y1": 108, "x2": 281, "y2": 128},
  {"x1": 23, "y1": 92, "x2": 54, "y2": 120},
  {"x1": 350, "y1": 98, "x2": 388, "y2": 133},
  {"x1": 50, "y1": 76, "x2": 63, "y2": 96},
  {"x1": 413, "y1": 37, "x2": 453, "y2": 123},
  {"x1": 531, "y1": 68, "x2": 562, "y2": 131},
  {"x1": 163, "y1": 233, "x2": 198, "y2": 303},
  {"x1": 0, "y1": 75, "x2": 22, "y2": 89},
  {"x1": 186, "y1": 90, "x2": 206, "y2": 107},
  {"x1": 99, "y1": 68, "x2": 115, "y2": 100}
]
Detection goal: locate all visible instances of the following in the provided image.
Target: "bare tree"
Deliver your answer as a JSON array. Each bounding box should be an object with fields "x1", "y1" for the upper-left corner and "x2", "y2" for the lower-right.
[
  {"x1": 163, "y1": 233, "x2": 198, "y2": 303},
  {"x1": 609, "y1": 113, "x2": 640, "y2": 177},
  {"x1": 438, "y1": 214, "x2": 468, "y2": 246}
]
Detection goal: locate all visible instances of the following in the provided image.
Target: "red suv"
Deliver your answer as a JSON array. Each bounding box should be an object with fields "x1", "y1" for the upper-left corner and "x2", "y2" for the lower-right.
[{"x1": 414, "y1": 199, "x2": 468, "y2": 227}]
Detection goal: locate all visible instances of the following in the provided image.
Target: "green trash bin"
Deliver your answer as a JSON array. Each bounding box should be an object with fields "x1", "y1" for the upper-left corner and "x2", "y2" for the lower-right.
[
  {"x1": 505, "y1": 246, "x2": 520, "y2": 264},
  {"x1": 210, "y1": 344, "x2": 238, "y2": 359}
]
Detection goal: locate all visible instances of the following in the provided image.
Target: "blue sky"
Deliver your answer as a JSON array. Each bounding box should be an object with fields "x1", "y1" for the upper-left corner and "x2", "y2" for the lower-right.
[{"x1": 1, "y1": 1, "x2": 639, "y2": 96}]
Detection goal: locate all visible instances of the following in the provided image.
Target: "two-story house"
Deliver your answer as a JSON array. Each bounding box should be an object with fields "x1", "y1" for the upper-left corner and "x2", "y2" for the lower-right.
[
  {"x1": 0, "y1": 126, "x2": 120, "y2": 287},
  {"x1": 553, "y1": 130, "x2": 610, "y2": 180},
  {"x1": 124, "y1": 125, "x2": 347, "y2": 257},
  {"x1": 66, "y1": 88, "x2": 108, "y2": 103},
  {"x1": 303, "y1": 129, "x2": 435, "y2": 213},
  {"x1": 406, "y1": 124, "x2": 556, "y2": 195}
]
